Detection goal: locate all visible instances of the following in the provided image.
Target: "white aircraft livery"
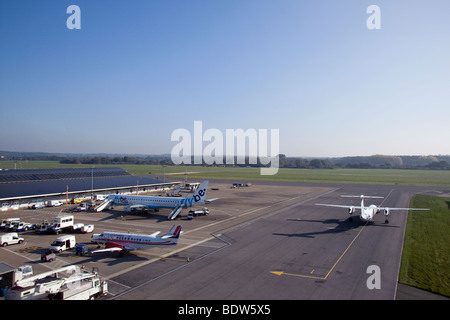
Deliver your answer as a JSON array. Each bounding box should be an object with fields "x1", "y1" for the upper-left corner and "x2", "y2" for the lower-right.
[
  {"x1": 91, "y1": 224, "x2": 182, "y2": 255},
  {"x1": 96, "y1": 180, "x2": 216, "y2": 219},
  {"x1": 316, "y1": 194, "x2": 429, "y2": 224}
]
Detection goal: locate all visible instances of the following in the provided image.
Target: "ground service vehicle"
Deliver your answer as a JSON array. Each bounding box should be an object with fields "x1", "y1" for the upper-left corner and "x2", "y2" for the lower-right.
[
  {"x1": 46, "y1": 200, "x2": 63, "y2": 207},
  {"x1": 81, "y1": 225, "x2": 94, "y2": 233},
  {"x1": 36, "y1": 222, "x2": 52, "y2": 234},
  {"x1": 49, "y1": 215, "x2": 74, "y2": 234},
  {"x1": 2, "y1": 220, "x2": 18, "y2": 231},
  {"x1": 70, "y1": 223, "x2": 85, "y2": 232},
  {"x1": 11, "y1": 222, "x2": 34, "y2": 232},
  {"x1": 49, "y1": 235, "x2": 76, "y2": 253},
  {"x1": 5, "y1": 265, "x2": 106, "y2": 300},
  {"x1": 48, "y1": 270, "x2": 108, "y2": 300},
  {"x1": 30, "y1": 202, "x2": 45, "y2": 209},
  {"x1": 0, "y1": 218, "x2": 20, "y2": 229},
  {"x1": 1, "y1": 233, "x2": 24, "y2": 247},
  {"x1": 75, "y1": 203, "x2": 87, "y2": 212},
  {"x1": 41, "y1": 251, "x2": 56, "y2": 262},
  {"x1": 187, "y1": 207, "x2": 210, "y2": 219},
  {"x1": 75, "y1": 243, "x2": 89, "y2": 256}
]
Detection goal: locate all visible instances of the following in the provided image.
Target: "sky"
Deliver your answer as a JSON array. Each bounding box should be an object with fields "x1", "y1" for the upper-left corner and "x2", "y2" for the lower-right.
[{"x1": 1, "y1": 0, "x2": 449, "y2": 158}]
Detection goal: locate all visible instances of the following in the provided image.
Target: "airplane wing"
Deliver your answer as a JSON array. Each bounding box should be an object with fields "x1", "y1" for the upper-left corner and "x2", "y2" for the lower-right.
[
  {"x1": 91, "y1": 247, "x2": 124, "y2": 254},
  {"x1": 316, "y1": 203, "x2": 429, "y2": 211},
  {"x1": 130, "y1": 204, "x2": 145, "y2": 209},
  {"x1": 91, "y1": 244, "x2": 138, "y2": 254},
  {"x1": 205, "y1": 198, "x2": 219, "y2": 203},
  {"x1": 127, "y1": 204, "x2": 161, "y2": 212},
  {"x1": 377, "y1": 206, "x2": 429, "y2": 211},
  {"x1": 130, "y1": 204, "x2": 156, "y2": 210},
  {"x1": 316, "y1": 203, "x2": 361, "y2": 210},
  {"x1": 149, "y1": 231, "x2": 161, "y2": 237}
]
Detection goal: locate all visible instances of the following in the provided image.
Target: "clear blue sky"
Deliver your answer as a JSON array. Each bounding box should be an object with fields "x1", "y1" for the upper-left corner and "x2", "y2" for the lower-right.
[{"x1": 1, "y1": 0, "x2": 449, "y2": 157}]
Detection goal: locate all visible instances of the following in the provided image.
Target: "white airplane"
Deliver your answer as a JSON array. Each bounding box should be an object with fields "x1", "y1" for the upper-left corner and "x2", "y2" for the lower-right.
[
  {"x1": 90, "y1": 224, "x2": 182, "y2": 256},
  {"x1": 97, "y1": 180, "x2": 217, "y2": 219},
  {"x1": 316, "y1": 195, "x2": 429, "y2": 224}
]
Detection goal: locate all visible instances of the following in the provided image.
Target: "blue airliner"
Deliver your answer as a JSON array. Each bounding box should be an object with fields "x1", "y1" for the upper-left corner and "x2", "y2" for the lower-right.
[{"x1": 96, "y1": 180, "x2": 216, "y2": 219}]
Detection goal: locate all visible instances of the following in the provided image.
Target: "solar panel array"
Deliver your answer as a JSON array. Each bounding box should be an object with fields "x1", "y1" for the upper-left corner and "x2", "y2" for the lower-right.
[
  {"x1": 0, "y1": 168, "x2": 166, "y2": 199},
  {"x1": 0, "y1": 167, "x2": 130, "y2": 184}
]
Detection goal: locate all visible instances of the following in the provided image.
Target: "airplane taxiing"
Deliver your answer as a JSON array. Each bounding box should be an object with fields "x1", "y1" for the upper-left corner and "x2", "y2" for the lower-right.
[
  {"x1": 90, "y1": 224, "x2": 182, "y2": 256},
  {"x1": 96, "y1": 180, "x2": 217, "y2": 220},
  {"x1": 316, "y1": 195, "x2": 429, "y2": 224}
]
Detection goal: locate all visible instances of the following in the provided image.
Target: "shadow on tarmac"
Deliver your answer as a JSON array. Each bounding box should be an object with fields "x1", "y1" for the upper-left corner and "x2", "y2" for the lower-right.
[{"x1": 273, "y1": 218, "x2": 399, "y2": 238}]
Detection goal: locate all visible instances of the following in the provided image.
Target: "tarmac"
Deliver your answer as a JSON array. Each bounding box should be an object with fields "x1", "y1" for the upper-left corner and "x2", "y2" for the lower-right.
[{"x1": 1, "y1": 180, "x2": 447, "y2": 300}]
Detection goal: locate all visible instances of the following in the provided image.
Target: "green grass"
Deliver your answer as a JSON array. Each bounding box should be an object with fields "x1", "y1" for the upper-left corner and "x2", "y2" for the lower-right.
[
  {"x1": 399, "y1": 194, "x2": 450, "y2": 297},
  {"x1": 141, "y1": 166, "x2": 450, "y2": 187},
  {"x1": 3, "y1": 161, "x2": 450, "y2": 187}
]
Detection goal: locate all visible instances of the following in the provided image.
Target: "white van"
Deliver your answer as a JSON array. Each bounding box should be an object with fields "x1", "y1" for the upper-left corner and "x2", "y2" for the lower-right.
[
  {"x1": 49, "y1": 235, "x2": 76, "y2": 253},
  {"x1": 1, "y1": 233, "x2": 24, "y2": 247},
  {"x1": 95, "y1": 194, "x2": 106, "y2": 201},
  {"x1": 46, "y1": 200, "x2": 63, "y2": 207}
]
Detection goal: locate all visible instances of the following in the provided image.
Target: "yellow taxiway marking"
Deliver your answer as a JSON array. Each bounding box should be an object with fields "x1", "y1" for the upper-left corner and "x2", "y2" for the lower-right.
[
  {"x1": 270, "y1": 270, "x2": 325, "y2": 280},
  {"x1": 271, "y1": 221, "x2": 368, "y2": 280}
]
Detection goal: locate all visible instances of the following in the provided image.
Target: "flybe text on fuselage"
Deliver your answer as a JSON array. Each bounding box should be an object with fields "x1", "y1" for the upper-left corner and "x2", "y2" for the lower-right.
[
  {"x1": 181, "y1": 196, "x2": 194, "y2": 207},
  {"x1": 115, "y1": 196, "x2": 129, "y2": 204}
]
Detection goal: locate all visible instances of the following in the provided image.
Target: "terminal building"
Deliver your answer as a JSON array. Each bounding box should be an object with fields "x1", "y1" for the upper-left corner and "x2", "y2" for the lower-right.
[{"x1": 0, "y1": 167, "x2": 180, "y2": 211}]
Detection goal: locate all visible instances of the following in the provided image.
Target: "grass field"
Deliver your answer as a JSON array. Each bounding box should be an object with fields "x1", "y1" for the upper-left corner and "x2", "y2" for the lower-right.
[
  {"x1": 3, "y1": 161, "x2": 450, "y2": 187},
  {"x1": 399, "y1": 195, "x2": 450, "y2": 297}
]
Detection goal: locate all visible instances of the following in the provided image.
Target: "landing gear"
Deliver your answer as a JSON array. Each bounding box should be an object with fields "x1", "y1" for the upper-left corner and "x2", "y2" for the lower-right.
[{"x1": 384, "y1": 219, "x2": 389, "y2": 224}]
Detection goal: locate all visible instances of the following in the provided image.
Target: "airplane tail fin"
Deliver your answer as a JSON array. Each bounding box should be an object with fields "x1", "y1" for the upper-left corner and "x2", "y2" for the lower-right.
[
  {"x1": 341, "y1": 195, "x2": 384, "y2": 199},
  {"x1": 192, "y1": 180, "x2": 209, "y2": 203},
  {"x1": 161, "y1": 224, "x2": 182, "y2": 241}
]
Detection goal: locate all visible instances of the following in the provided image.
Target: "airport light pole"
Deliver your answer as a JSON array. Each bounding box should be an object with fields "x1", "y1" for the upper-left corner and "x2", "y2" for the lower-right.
[{"x1": 91, "y1": 166, "x2": 94, "y2": 199}]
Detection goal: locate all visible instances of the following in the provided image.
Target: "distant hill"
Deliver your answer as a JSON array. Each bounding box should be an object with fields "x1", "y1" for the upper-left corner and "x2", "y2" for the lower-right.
[
  {"x1": 330, "y1": 155, "x2": 450, "y2": 168},
  {"x1": 280, "y1": 154, "x2": 450, "y2": 169}
]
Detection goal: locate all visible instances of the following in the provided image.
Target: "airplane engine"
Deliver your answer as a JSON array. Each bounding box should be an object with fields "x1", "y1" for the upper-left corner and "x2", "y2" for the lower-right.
[
  {"x1": 384, "y1": 209, "x2": 390, "y2": 216},
  {"x1": 348, "y1": 207, "x2": 355, "y2": 215}
]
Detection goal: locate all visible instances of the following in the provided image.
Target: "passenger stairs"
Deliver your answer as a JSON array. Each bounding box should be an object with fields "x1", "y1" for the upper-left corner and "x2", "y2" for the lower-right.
[
  {"x1": 95, "y1": 199, "x2": 111, "y2": 212},
  {"x1": 168, "y1": 206, "x2": 182, "y2": 220}
]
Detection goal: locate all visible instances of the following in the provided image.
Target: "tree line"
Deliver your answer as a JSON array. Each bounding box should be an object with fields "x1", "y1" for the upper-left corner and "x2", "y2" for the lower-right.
[
  {"x1": 61, "y1": 154, "x2": 450, "y2": 170},
  {"x1": 2, "y1": 151, "x2": 450, "y2": 170}
]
